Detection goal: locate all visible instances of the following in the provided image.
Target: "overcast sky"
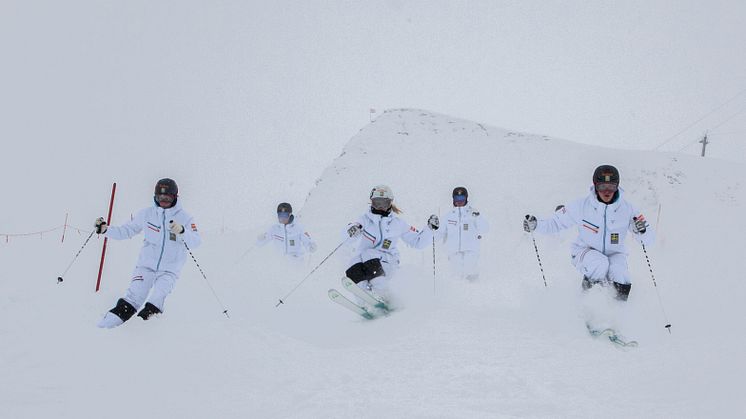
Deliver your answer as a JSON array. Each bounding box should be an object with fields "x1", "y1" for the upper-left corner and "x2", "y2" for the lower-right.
[{"x1": 2, "y1": 1, "x2": 745, "y2": 230}]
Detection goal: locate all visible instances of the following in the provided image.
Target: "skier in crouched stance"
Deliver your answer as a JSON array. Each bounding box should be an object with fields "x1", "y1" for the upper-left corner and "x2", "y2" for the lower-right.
[
  {"x1": 343, "y1": 185, "x2": 438, "y2": 305},
  {"x1": 523, "y1": 165, "x2": 654, "y2": 301},
  {"x1": 96, "y1": 178, "x2": 202, "y2": 328}
]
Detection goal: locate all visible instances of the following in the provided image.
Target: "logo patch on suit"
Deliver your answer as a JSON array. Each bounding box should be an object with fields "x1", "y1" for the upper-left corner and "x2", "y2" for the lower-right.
[
  {"x1": 382, "y1": 239, "x2": 392, "y2": 249},
  {"x1": 610, "y1": 233, "x2": 619, "y2": 244},
  {"x1": 289, "y1": 239, "x2": 295, "y2": 246},
  {"x1": 463, "y1": 224, "x2": 469, "y2": 231},
  {"x1": 191, "y1": 223, "x2": 198, "y2": 232},
  {"x1": 169, "y1": 233, "x2": 176, "y2": 241}
]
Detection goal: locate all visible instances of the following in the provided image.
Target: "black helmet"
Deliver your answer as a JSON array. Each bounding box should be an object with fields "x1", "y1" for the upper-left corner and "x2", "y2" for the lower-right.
[
  {"x1": 277, "y1": 202, "x2": 293, "y2": 214},
  {"x1": 593, "y1": 165, "x2": 620, "y2": 185},
  {"x1": 452, "y1": 186, "x2": 468, "y2": 205},
  {"x1": 154, "y1": 178, "x2": 178, "y2": 196}
]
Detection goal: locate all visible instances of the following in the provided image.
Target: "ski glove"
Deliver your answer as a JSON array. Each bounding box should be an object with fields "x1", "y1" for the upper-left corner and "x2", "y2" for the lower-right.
[
  {"x1": 472, "y1": 210, "x2": 480, "y2": 217},
  {"x1": 427, "y1": 215, "x2": 440, "y2": 230},
  {"x1": 169, "y1": 220, "x2": 185, "y2": 235},
  {"x1": 347, "y1": 223, "x2": 363, "y2": 238},
  {"x1": 632, "y1": 216, "x2": 648, "y2": 234},
  {"x1": 523, "y1": 215, "x2": 537, "y2": 232},
  {"x1": 94, "y1": 217, "x2": 107, "y2": 234}
]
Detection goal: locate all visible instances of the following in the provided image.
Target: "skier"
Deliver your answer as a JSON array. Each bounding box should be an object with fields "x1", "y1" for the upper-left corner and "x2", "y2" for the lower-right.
[
  {"x1": 523, "y1": 165, "x2": 654, "y2": 301},
  {"x1": 96, "y1": 178, "x2": 202, "y2": 328},
  {"x1": 437, "y1": 186, "x2": 490, "y2": 281},
  {"x1": 256, "y1": 202, "x2": 317, "y2": 259},
  {"x1": 343, "y1": 185, "x2": 439, "y2": 301}
]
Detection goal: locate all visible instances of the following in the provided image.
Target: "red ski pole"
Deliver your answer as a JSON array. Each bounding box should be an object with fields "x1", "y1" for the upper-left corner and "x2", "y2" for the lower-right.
[{"x1": 96, "y1": 183, "x2": 117, "y2": 292}]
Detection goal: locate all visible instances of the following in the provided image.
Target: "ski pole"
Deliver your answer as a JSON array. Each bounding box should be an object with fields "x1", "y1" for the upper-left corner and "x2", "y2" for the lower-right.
[
  {"x1": 276, "y1": 238, "x2": 348, "y2": 307},
  {"x1": 641, "y1": 243, "x2": 672, "y2": 333},
  {"x1": 57, "y1": 230, "x2": 96, "y2": 283},
  {"x1": 184, "y1": 241, "x2": 230, "y2": 318},
  {"x1": 529, "y1": 232, "x2": 548, "y2": 287},
  {"x1": 234, "y1": 244, "x2": 256, "y2": 265},
  {"x1": 432, "y1": 236, "x2": 437, "y2": 294}
]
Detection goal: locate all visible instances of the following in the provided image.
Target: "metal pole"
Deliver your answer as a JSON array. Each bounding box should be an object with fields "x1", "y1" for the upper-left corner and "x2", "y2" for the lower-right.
[{"x1": 699, "y1": 132, "x2": 709, "y2": 157}]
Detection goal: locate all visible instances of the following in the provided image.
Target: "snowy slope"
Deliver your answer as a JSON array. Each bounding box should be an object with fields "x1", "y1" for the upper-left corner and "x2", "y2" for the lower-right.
[{"x1": 2, "y1": 109, "x2": 745, "y2": 418}]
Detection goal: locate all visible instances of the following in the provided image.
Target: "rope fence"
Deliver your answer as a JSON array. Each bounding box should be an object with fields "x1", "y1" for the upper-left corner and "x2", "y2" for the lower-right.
[{"x1": 1, "y1": 222, "x2": 93, "y2": 243}]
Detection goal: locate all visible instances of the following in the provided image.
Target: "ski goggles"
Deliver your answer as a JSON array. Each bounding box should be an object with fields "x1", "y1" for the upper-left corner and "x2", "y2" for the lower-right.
[
  {"x1": 453, "y1": 195, "x2": 467, "y2": 203},
  {"x1": 371, "y1": 197, "x2": 392, "y2": 211},
  {"x1": 155, "y1": 194, "x2": 175, "y2": 203},
  {"x1": 277, "y1": 212, "x2": 291, "y2": 219},
  {"x1": 595, "y1": 183, "x2": 618, "y2": 192}
]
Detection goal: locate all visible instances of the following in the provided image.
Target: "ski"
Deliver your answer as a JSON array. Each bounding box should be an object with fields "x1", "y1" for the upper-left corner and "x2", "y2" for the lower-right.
[
  {"x1": 341, "y1": 276, "x2": 390, "y2": 312},
  {"x1": 586, "y1": 324, "x2": 638, "y2": 348},
  {"x1": 328, "y1": 289, "x2": 375, "y2": 320}
]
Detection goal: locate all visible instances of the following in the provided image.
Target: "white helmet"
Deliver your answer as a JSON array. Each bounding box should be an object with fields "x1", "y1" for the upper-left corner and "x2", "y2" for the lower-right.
[{"x1": 370, "y1": 185, "x2": 394, "y2": 200}]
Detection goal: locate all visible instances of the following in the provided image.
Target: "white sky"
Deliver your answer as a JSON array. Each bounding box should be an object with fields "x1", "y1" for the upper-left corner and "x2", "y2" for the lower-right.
[{"x1": 2, "y1": 0, "x2": 745, "y2": 230}]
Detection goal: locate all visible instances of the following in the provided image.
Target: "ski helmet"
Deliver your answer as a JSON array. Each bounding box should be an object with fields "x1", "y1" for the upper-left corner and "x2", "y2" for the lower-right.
[
  {"x1": 370, "y1": 185, "x2": 394, "y2": 211},
  {"x1": 593, "y1": 165, "x2": 620, "y2": 186},
  {"x1": 154, "y1": 178, "x2": 178, "y2": 196},
  {"x1": 452, "y1": 186, "x2": 468, "y2": 205},
  {"x1": 277, "y1": 202, "x2": 293, "y2": 214},
  {"x1": 370, "y1": 185, "x2": 394, "y2": 200}
]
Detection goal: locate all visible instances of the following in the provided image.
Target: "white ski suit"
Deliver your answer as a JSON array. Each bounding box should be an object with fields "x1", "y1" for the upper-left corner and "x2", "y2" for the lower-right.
[
  {"x1": 345, "y1": 210, "x2": 434, "y2": 294},
  {"x1": 256, "y1": 219, "x2": 316, "y2": 258},
  {"x1": 535, "y1": 186, "x2": 654, "y2": 285},
  {"x1": 437, "y1": 205, "x2": 490, "y2": 279},
  {"x1": 104, "y1": 201, "x2": 201, "y2": 311}
]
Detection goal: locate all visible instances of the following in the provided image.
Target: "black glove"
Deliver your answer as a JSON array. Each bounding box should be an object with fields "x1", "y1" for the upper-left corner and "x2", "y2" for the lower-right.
[
  {"x1": 94, "y1": 217, "x2": 108, "y2": 234},
  {"x1": 427, "y1": 215, "x2": 439, "y2": 230},
  {"x1": 523, "y1": 215, "x2": 537, "y2": 232},
  {"x1": 632, "y1": 216, "x2": 648, "y2": 234}
]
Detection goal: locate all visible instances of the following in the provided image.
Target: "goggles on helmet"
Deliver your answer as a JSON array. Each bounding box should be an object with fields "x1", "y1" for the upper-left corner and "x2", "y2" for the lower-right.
[
  {"x1": 371, "y1": 197, "x2": 392, "y2": 211},
  {"x1": 156, "y1": 194, "x2": 175, "y2": 203},
  {"x1": 595, "y1": 183, "x2": 618, "y2": 192}
]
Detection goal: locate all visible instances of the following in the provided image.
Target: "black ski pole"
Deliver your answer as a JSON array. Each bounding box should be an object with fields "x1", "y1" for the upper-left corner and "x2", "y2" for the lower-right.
[
  {"x1": 641, "y1": 243, "x2": 672, "y2": 333},
  {"x1": 184, "y1": 242, "x2": 229, "y2": 318},
  {"x1": 529, "y1": 232, "x2": 548, "y2": 287},
  {"x1": 276, "y1": 238, "x2": 348, "y2": 307},
  {"x1": 57, "y1": 230, "x2": 96, "y2": 283}
]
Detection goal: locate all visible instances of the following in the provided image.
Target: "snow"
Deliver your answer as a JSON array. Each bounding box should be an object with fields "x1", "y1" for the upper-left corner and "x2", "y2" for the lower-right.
[{"x1": 2, "y1": 109, "x2": 745, "y2": 418}]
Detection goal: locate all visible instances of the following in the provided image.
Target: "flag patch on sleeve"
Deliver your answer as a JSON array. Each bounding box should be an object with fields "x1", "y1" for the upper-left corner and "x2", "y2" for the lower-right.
[{"x1": 191, "y1": 223, "x2": 198, "y2": 232}]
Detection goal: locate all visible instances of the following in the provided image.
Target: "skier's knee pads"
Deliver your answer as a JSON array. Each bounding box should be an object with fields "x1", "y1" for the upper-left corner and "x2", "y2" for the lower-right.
[
  {"x1": 137, "y1": 302, "x2": 162, "y2": 320},
  {"x1": 613, "y1": 282, "x2": 631, "y2": 301},
  {"x1": 110, "y1": 298, "x2": 137, "y2": 322},
  {"x1": 345, "y1": 258, "x2": 385, "y2": 284}
]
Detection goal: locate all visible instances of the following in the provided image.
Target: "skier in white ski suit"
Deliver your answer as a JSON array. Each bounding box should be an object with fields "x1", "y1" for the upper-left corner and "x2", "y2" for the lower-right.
[
  {"x1": 436, "y1": 186, "x2": 490, "y2": 280},
  {"x1": 97, "y1": 178, "x2": 202, "y2": 328},
  {"x1": 524, "y1": 165, "x2": 655, "y2": 301},
  {"x1": 344, "y1": 185, "x2": 439, "y2": 299},
  {"x1": 256, "y1": 202, "x2": 317, "y2": 259}
]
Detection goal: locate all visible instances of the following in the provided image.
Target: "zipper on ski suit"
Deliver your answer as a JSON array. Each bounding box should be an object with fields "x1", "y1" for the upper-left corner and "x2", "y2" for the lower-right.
[
  {"x1": 156, "y1": 209, "x2": 166, "y2": 270},
  {"x1": 602, "y1": 205, "x2": 608, "y2": 254}
]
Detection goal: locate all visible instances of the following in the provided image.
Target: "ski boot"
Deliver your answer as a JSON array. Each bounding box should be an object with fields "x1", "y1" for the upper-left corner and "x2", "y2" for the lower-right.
[
  {"x1": 97, "y1": 298, "x2": 136, "y2": 328},
  {"x1": 137, "y1": 302, "x2": 162, "y2": 320}
]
